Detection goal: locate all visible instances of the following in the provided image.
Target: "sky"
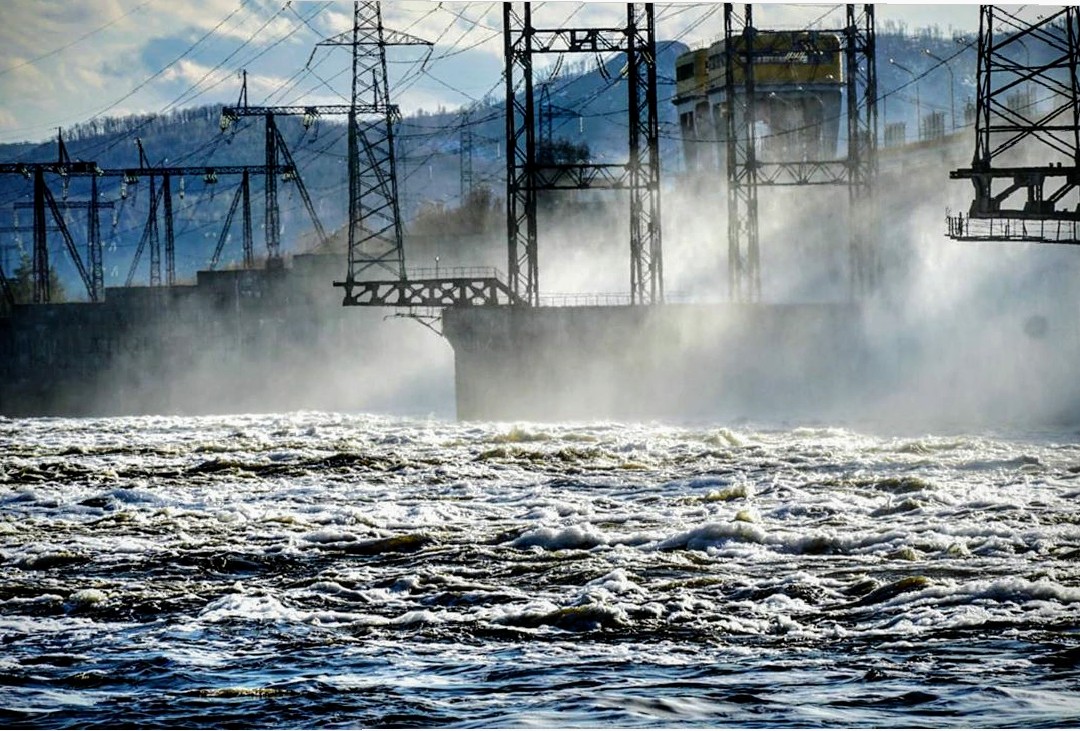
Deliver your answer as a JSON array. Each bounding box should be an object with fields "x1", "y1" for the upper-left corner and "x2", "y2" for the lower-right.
[{"x1": 0, "y1": 0, "x2": 990, "y2": 146}]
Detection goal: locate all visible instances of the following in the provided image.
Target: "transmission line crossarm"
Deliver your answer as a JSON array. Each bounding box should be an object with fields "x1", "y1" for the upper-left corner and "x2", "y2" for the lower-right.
[
  {"x1": 222, "y1": 104, "x2": 384, "y2": 119},
  {"x1": 93, "y1": 164, "x2": 294, "y2": 177}
]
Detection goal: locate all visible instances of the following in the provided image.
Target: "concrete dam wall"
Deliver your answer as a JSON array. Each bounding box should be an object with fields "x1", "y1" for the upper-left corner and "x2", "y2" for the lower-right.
[{"x1": 0, "y1": 255, "x2": 455, "y2": 417}]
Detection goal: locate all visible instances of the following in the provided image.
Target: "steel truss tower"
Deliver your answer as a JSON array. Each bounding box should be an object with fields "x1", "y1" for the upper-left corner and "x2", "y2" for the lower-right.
[
  {"x1": 724, "y1": 6, "x2": 760, "y2": 301},
  {"x1": 460, "y1": 113, "x2": 475, "y2": 202},
  {"x1": 0, "y1": 133, "x2": 99, "y2": 304},
  {"x1": 845, "y1": 4, "x2": 879, "y2": 298},
  {"x1": 220, "y1": 72, "x2": 332, "y2": 262},
  {"x1": 12, "y1": 196, "x2": 114, "y2": 302},
  {"x1": 947, "y1": 6, "x2": 1080, "y2": 244},
  {"x1": 723, "y1": 4, "x2": 878, "y2": 301},
  {"x1": 318, "y1": 2, "x2": 432, "y2": 306},
  {"x1": 1, "y1": 143, "x2": 294, "y2": 302},
  {"x1": 96, "y1": 142, "x2": 294, "y2": 287},
  {"x1": 504, "y1": 2, "x2": 663, "y2": 306}
]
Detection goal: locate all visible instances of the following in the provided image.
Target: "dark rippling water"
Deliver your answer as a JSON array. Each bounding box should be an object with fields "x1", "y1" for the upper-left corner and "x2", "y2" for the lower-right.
[{"x1": 2, "y1": 412, "x2": 1080, "y2": 728}]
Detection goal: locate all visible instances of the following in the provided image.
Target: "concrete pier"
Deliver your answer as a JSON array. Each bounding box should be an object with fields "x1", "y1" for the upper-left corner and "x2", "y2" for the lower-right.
[{"x1": 443, "y1": 303, "x2": 866, "y2": 422}]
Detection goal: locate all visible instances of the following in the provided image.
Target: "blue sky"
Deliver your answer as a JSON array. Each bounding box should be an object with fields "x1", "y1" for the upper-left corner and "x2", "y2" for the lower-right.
[{"x1": 0, "y1": 1, "x2": 986, "y2": 145}]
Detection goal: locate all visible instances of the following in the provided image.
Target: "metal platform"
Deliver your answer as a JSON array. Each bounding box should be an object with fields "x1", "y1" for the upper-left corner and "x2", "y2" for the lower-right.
[{"x1": 335, "y1": 267, "x2": 521, "y2": 307}]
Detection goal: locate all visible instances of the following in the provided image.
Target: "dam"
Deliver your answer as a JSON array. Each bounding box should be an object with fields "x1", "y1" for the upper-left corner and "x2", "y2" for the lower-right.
[
  {"x1": 0, "y1": 270, "x2": 866, "y2": 422},
  {"x1": 3, "y1": 4, "x2": 1077, "y2": 428}
]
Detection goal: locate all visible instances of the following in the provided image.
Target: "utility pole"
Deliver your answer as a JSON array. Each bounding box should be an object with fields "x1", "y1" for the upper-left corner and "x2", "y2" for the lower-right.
[
  {"x1": 925, "y1": 48, "x2": 957, "y2": 132},
  {"x1": 889, "y1": 58, "x2": 921, "y2": 141},
  {"x1": 460, "y1": 111, "x2": 474, "y2": 202}
]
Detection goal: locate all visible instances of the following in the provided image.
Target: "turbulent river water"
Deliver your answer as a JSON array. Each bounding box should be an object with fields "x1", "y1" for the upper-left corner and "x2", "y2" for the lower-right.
[{"x1": 1, "y1": 412, "x2": 1079, "y2": 727}]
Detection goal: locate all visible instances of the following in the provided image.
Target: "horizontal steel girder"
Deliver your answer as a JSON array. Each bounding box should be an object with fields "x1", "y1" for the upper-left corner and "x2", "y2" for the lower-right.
[
  {"x1": 515, "y1": 28, "x2": 631, "y2": 54},
  {"x1": 222, "y1": 104, "x2": 396, "y2": 119},
  {"x1": 530, "y1": 164, "x2": 634, "y2": 190},
  {"x1": 335, "y1": 276, "x2": 522, "y2": 307},
  {"x1": 952, "y1": 166, "x2": 1080, "y2": 221},
  {"x1": 755, "y1": 161, "x2": 852, "y2": 186},
  {"x1": 1, "y1": 163, "x2": 293, "y2": 179},
  {"x1": 0, "y1": 162, "x2": 97, "y2": 176}
]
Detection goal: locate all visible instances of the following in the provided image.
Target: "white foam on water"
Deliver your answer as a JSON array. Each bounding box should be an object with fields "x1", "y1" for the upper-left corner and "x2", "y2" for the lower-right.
[
  {"x1": 4, "y1": 414, "x2": 1080, "y2": 724},
  {"x1": 510, "y1": 523, "x2": 610, "y2": 551}
]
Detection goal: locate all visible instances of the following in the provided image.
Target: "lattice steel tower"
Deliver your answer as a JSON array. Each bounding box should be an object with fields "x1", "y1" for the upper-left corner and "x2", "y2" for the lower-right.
[
  {"x1": 504, "y1": 3, "x2": 663, "y2": 306},
  {"x1": 322, "y1": 2, "x2": 431, "y2": 306},
  {"x1": 723, "y1": 4, "x2": 878, "y2": 301},
  {"x1": 947, "y1": 6, "x2": 1080, "y2": 244}
]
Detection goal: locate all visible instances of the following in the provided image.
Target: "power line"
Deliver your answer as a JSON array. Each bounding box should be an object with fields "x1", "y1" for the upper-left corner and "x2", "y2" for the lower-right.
[{"x1": 163, "y1": 2, "x2": 308, "y2": 112}]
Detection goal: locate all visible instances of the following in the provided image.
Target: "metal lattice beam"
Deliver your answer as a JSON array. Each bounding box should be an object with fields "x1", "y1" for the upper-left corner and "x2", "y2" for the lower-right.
[{"x1": 340, "y1": 272, "x2": 519, "y2": 307}]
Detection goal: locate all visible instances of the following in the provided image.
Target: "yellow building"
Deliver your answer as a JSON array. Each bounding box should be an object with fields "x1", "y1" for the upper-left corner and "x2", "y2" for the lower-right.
[{"x1": 674, "y1": 31, "x2": 845, "y2": 171}]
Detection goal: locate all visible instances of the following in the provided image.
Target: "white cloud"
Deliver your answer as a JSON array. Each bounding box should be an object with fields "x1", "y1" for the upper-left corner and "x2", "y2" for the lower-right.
[{"x1": 0, "y1": 0, "x2": 324, "y2": 142}]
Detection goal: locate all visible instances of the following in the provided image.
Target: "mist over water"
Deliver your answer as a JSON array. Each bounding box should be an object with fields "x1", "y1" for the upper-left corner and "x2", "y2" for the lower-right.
[{"x1": 507, "y1": 139, "x2": 1080, "y2": 431}]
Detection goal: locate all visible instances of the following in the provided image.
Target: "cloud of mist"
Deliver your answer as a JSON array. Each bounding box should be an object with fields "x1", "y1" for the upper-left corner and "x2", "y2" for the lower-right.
[{"x1": 448, "y1": 126, "x2": 1080, "y2": 431}]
